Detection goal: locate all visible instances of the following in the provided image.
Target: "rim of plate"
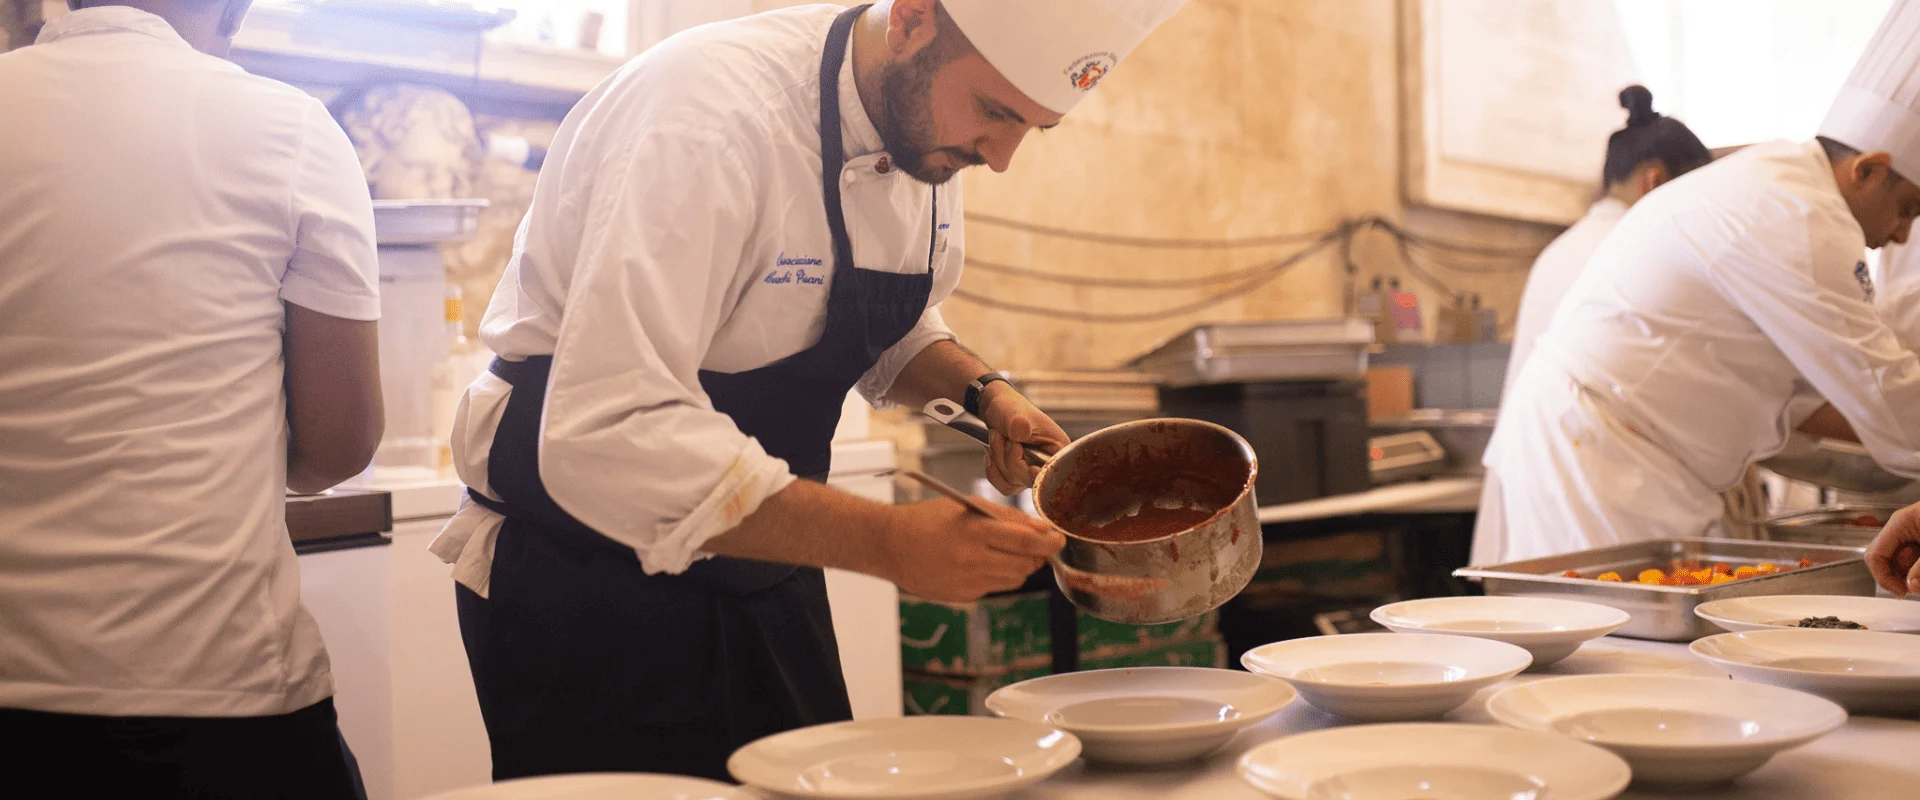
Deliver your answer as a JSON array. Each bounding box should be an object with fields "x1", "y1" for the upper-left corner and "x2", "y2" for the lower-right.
[
  {"x1": 1369, "y1": 596, "x2": 1630, "y2": 641},
  {"x1": 1240, "y1": 633, "x2": 1534, "y2": 689},
  {"x1": 1485, "y1": 674, "x2": 1847, "y2": 752},
  {"x1": 983, "y1": 666, "x2": 1297, "y2": 737},
  {"x1": 1690, "y1": 629, "x2": 1920, "y2": 680},
  {"x1": 422, "y1": 773, "x2": 748, "y2": 800},
  {"x1": 1693, "y1": 595, "x2": 1920, "y2": 633},
  {"x1": 726, "y1": 716, "x2": 1081, "y2": 799},
  {"x1": 1235, "y1": 723, "x2": 1631, "y2": 800}
]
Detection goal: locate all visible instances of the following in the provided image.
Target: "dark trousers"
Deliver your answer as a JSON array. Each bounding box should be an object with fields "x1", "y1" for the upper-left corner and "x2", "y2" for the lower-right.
[{"x1": 0, "y1": 697, "x2": 366, "y2": 800}]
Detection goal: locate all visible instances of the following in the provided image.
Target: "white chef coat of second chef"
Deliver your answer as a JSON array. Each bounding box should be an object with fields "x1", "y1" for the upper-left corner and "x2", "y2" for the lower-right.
[
  {"x1": 430, "y1": 6, "x2": 962, "y2": 595},
  {"x1": 1499, "y1": 197, "x2": 1628, "y2": 403},
  {"x1": 0, "y1": 8, "x2": 380, "y2": 716},
  {"x1": 1479, "y1": 139, "x2": 1920, "y2": 564}
]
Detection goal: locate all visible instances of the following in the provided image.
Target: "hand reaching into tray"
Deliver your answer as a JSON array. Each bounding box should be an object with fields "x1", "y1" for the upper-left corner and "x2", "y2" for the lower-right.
[{"x1": 1866, "y1": 503, "x2": 1920, "y2": 598}]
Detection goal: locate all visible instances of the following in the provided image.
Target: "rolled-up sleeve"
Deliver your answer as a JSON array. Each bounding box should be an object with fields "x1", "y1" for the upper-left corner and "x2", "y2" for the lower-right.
[
  {"x1": 281, "y1": 101, "x2": 380, "y2": 321},
  {"x1": 537, "y1": 125, "x2": 795, "y2": 574},
  {"x1": 1709, "y1": 214, "x2": 1920, "y2": 477}
]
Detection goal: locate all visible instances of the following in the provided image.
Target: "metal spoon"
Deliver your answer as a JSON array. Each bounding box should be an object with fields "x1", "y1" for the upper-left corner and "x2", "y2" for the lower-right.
[{"x1": 893, "y1": 468, "x2": 1167, "y2": 599}]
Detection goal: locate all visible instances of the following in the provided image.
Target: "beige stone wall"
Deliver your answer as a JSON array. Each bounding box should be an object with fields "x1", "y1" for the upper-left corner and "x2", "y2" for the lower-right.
[{"x1": 733, "y1": 0, "x2": 1561, "y2": 371}]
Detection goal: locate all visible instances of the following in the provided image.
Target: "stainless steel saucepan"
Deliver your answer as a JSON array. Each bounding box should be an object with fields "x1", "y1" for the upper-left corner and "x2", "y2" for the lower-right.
[{"x1": 921, "y1": 399, "x2": 1261, "y2": 624}]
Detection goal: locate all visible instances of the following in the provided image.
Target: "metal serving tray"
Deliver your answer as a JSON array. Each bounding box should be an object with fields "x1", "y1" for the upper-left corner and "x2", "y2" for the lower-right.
[
  {"x1": 1454, "y1": 538, "x2": 1874, "y2": 641},
  {"x1": 371, "y1": 199, "x2": 489, "y2": 245},
  {"x1": 1129, "y1": 319, "x2": 1374, "y2": 387},
  {"x1": 1765, "y1": 504, "x2": 1904, "y2": 549}
]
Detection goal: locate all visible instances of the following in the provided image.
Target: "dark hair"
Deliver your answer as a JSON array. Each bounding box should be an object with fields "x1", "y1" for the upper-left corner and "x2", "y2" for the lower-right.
[
  {"x1": 1817, "y1": 135, "x2": 1861, "y2": 165},
  {"x1": 1602, "y1": 85, "x2": 1713, "y2": 187}
]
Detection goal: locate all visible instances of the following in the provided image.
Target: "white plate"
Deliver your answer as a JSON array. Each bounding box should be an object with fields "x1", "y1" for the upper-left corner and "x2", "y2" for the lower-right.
[
  {"x1": 1238, "y1": 723, "x2": 1630, "y2": 800},
  {"x1": 1486, "y1": 674, "x2": 1846, "y2": 784},
  {"x1": 420, "y1": 773, "x2": 752, "y2": 800},
  {"x1": 1370, "y1": 596, "x2": 1630, "y2": 666},
  {"x1": 1691, "y1": 629, "x2": 1920, "y2": 714},
  {"x1": 985, "y1": 666, "x2": 1296, "y2": 766},
  {"x1": 1239, "y1": 633, "x2": 1532, "y2": 721},
  {"x1": 726, "y1": 716, "x2": 1080, "y2": 799},
  {"x1": 1694, "y1": 594, "x2": 1920, "y2": 634}
]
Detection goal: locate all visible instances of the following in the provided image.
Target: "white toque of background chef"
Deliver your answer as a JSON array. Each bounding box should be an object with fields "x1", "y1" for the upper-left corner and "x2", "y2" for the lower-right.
[
  {"x1": 427, "y1": 0, "x2": 1188, "y2": 783},
  {"x1": 1473, "y1": 0, "x2": 1920, "y2": 566}
]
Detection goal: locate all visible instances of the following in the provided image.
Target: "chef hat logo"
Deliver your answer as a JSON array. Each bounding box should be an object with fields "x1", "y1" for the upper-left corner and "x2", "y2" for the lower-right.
[{"x1": 1067, "y1": 52, "x2": 1118, "y2": 92}]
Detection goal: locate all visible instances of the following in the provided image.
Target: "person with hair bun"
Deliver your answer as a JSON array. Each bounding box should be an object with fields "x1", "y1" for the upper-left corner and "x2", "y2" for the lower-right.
[{"x1": 1474, "y1": 0, "x2": 1920, "y2": 565}]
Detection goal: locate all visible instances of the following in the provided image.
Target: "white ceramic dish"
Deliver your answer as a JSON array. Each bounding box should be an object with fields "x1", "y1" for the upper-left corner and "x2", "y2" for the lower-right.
[
  {"x1": 1691, "y1": 629, "x2": 1920, "y2": 714},
  {"x1": 726, "y1": 716, "x2": 1080, "y2": 799},
  {"x1": 1694, "y1": 594, "x2": 1920, "y2": 634},
  {"x1": 1239, "y1": 632, "x2": 1532, "y2": 721},
  {"x1": 1238, "y1": 723, "x2": 1630, "y2": 800},
  {"x1": 1486, "y1": 674, "x2": 1846, "y2": 784},
  {"x1": 984, "y1": 666, "x2": 1296, "y2": 766},
  {"x1": 1370, "y1": 596, "x2": 1630, "y2": 666},
  {"x1": 420, "y1": 773, "x2": 751, "y2": 799}
]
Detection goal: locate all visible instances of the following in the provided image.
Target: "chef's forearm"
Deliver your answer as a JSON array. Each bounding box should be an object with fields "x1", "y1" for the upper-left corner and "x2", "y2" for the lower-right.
[
  {"x1": 702, "y1": 479, "x2": 899, "y2": 576},
  {"x1": 884, "y1": 339, "x2": 992, "y2": 408}
]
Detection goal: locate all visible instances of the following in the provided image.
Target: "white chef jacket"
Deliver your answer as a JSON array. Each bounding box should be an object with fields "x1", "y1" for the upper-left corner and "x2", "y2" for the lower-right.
[
  {"x1": 0, "y1": 8, "x2": 380, "y2": 716},
  {"x1": 430, "y1": 5, "x2": 962, "y2": 595},
  {"x1": 1500, "y1": 197, "x2": 1628, "y2": 404},
  {"x1": 1873, "y1": 245, "x2": 1920, "y2": 350},
  {"x1": 1477, "y1": 140, "x2": 1920, "y2": 563}
]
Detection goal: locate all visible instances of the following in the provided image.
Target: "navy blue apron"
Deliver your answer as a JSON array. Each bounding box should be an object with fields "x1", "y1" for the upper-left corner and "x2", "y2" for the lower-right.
[{"x1": 455, "y1": 4, "x2": 935, "y2": 784}]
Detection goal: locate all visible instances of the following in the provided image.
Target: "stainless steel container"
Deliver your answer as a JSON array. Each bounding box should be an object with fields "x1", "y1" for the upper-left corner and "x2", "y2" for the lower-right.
[
  {"x1": 1128, "y1": 319, "x2": 1373, "y2": 387},
  {"x1": 1032, "y1": 419, "x2": 1262, "y2": 625},
  {"x1": 1371, "y1": 409, "x2": 1496, "y2": 476},
  {"x1": 1758, "y1": 433, "x2": 1915, "y2": 493},
  {"x1": 1454, "y1": 539, "x2": 1874, "y2": 641},
  {"x1": 1764, "y1": 504, "x2": 1904, "y2": 548}
]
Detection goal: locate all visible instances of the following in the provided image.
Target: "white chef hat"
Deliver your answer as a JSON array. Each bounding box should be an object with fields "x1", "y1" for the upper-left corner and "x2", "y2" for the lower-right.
[
  {"x1": 940, "y1": 0, "x2": 1188, "y2": 115},
  {"x1": 1820, "y1": 0, "x2": 1920, "y2": 178}
]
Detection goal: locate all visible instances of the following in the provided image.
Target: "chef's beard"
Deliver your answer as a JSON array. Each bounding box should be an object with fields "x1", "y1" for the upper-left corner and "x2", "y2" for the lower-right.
[{"x1": 875, "y1": 48, "x2": 985, "y2": 185}]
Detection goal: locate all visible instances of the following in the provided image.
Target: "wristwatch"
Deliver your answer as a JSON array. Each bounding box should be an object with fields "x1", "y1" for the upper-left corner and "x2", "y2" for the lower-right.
[{"x1": 963, "y1": 373, "x2": 1011, "y2": 418}]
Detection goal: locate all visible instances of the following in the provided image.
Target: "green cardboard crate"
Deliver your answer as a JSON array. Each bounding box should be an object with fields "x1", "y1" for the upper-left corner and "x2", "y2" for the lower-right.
[
  {"x1": 900, "y1": 591, "x2": 1219, "y2": 675},
  {"x1": 902, "y1": 634, "x2": 1228, "y2": 716}
]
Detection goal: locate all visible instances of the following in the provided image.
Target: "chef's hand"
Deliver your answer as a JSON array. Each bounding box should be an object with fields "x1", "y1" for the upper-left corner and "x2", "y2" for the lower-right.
[
  {"x1": 883, "y1": 498, "x2": 1065, "y2": 603},
  {"x1": 1866, "y1": 503, "x2": 1920, "y2": 598},
  {"x1": 979, "y1": 383, "x2": 1070, "y2": 495}
]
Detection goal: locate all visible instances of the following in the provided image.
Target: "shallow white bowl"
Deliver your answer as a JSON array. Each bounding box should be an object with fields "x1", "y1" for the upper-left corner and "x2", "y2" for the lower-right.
[
  {"x1": 1239, "y1": 632, "x2": 1532, "y2": 721},
  {"x1": 726, "y1": 716, "x2": 1079, "y2": 800},
  {"x1": 1370, "y1": 596, "x2": 1630, "y2": 666},
  {"x1": 1694, "y1": 594, "x2": 1920, "y2": 634},
  {"x1": 420, "y1": 773, "x2": 750, "y2": 800},
  {"x1": 1238, "y1": 723, "x2": 1630, "y2": 800},
  {"x1": 984, "y1": 666, "x2": 1295, "y2": 766},
  {"x1": 1486, "y1": 674, "x2": 1846, "y2": 784},
  {"x1": 1691, "y1": 629, "x2": 1920, "y2": 714}
]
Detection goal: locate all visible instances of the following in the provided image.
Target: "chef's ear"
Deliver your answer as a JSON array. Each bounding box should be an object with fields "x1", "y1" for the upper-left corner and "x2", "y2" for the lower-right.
[
  {"x1": 217, "y1": 0, "x2": 255, "y2": 39},
  {"x1": 1638, "y1": 162, "x2": 1671, "y2": 194},
  {"x1": 1854, "y1": 151, "x2": 1898, "y2": 187},
  {"x1": 887, "y1": 0, "x2": 940, "y2": 58}
]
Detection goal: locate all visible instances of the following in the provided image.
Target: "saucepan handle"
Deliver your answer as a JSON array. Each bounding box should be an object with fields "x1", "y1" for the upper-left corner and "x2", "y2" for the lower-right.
[{"x1": 921, "y1": 398, "x2": 1050, "y2": 469}]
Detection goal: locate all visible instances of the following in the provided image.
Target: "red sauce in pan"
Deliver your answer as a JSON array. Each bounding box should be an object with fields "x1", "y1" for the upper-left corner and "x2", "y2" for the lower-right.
[{"x1": 1076, "y1": 506, "x2": 1220, "y2": 543}]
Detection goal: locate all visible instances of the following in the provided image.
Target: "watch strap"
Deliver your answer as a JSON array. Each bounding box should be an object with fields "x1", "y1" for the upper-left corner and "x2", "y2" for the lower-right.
[{"x1": 963, "y1": 373, "x2": 1011, "y2": 418}]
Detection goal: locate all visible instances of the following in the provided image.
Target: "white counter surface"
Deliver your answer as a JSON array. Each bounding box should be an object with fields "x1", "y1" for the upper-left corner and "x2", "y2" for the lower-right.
[{"x1": 1014, "y1": 636, "x2": 1919, "y2": 799}]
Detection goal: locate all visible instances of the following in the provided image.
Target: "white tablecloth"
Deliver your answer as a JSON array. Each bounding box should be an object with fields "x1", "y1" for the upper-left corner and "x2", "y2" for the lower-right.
[{"x1": 1014, "y1": 637, "x2": 1920, "y2": 799}]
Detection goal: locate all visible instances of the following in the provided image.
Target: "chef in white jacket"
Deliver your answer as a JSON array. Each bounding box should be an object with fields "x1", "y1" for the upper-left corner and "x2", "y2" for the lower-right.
[
  {"x1": 1475, "y1": 0, "x2": 1920, "y2": 565},
  {"x1": 429, "y1": 0, "x2": 1186, "y2": 783}
]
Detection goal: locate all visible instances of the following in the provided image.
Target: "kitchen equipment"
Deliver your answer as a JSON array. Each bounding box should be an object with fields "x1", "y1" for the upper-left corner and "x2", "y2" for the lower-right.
[
  {"x1": 1128, "y1": 318, "x2": 1373, "y2": 387},
  {"x1": 1694, "y1": 594, "x2": 1920, "y2": 634},
  {"x1": 1759, "y1": 433, "x2": 1915, "y2": 494},
  {"x1": 1370, "y1": 408, "x2": 1496, "y2": 476},
  {"x1": 923, "y1": 399, "x2": 1263, "y2": 625},
  {"x1": 1691, "y1": 629, "x2": 1920, "y2": 715},
  {"x1": 1369, "y1": 596, "x2": 1630, "y2": 667},
  {"x1": 1239, "y1": 632, "x2": 1531, "y2": 721},
  {"x1": 1365, "y1": 430, "x2": 1447, "y2": 485},
  {"x1": 1156, "y1": 380, "x2": 1369, "y2": 504},
  {"x1": 1454, "y1": 539, "x2": 1875, "y2": 641},
  {"x1": 983, "y1": 667, "x2": 1296, "y2": 766},
  {"x1": 368, "y1": 199, "x2": 488, "y2": 244},
  {"x1": 1237, "y1": 723, "x2": 1630, "y2": 800},
  {"x1": 419, "y1": 773, "x2": 749, "y2": 800},
  {"x1": 894, "y1": 469, "x2": 1168, "y2": 599},
  {"x1": 1763, "y1": 503, "x2": 1904, "y2": 547},
  {"x1": 1005, "y1": 369, "x2": 1159, "y2": 415},
  {"x1": 1486, "y1": 675, "x2": 1847, "y2": 785},
  {"x1": 726, "y1": 716, "x2": 1080, "y2": 799}
]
